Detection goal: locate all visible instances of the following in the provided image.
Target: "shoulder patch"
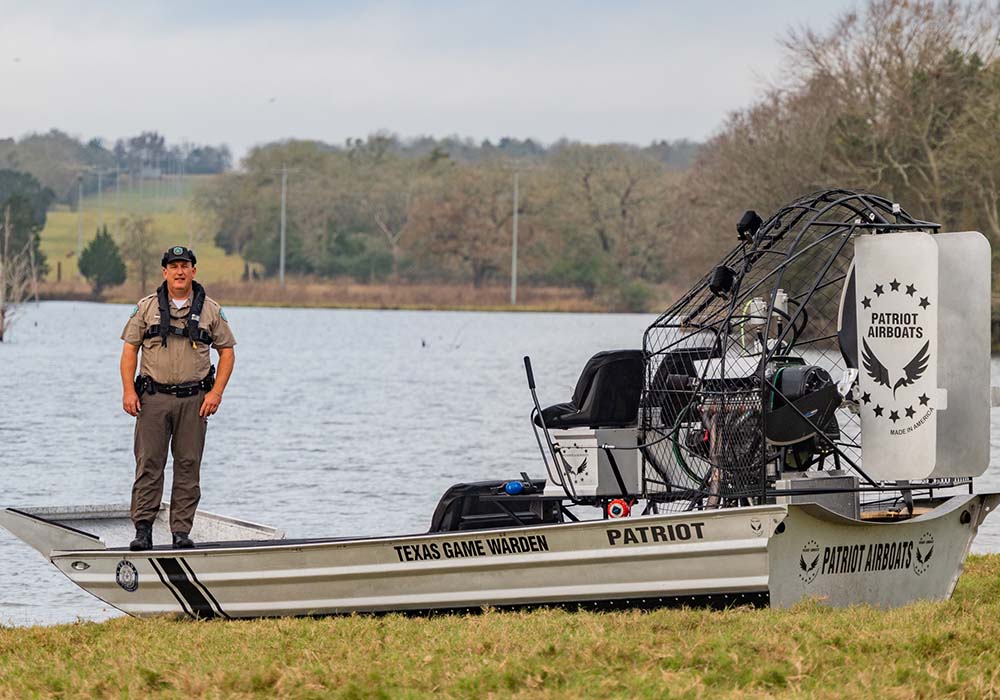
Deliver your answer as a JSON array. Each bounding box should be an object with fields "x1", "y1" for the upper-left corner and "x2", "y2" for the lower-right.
[
  {"x1": 129, "y1": 305, "x2": 139, "y2": 318},
  {"x1": 220, "y1": 308, "x2": 228, "y2": 322}
]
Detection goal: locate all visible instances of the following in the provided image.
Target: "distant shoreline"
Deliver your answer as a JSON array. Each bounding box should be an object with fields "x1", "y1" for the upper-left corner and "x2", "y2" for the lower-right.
[{"x1": 31, "y1": 279, "x2": 659, "y2": 314}]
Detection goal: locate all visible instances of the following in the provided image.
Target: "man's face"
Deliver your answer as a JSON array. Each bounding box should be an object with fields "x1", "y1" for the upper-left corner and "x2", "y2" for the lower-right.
[{"x1": 163, "y1": 261, "x2": 196, "y2": 297}]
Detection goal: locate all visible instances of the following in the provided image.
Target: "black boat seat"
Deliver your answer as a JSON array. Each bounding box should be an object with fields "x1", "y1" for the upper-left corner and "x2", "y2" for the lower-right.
[{"x1": 534, "y1": 349, "x2": 643, "y2": 429}]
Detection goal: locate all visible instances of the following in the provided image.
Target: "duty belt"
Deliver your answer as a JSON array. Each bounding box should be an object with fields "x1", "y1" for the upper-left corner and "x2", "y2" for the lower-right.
[{"x1": 135, "y1": 366, "x2": 215, "y2": 398}]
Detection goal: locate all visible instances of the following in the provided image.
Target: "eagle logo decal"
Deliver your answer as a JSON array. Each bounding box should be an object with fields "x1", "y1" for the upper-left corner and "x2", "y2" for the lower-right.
[
  {"x1": 914, "y1": 532, "x2": 934, "y2": 576},
  {"x1": 862, "y1": 339, "x2": 929, "y2": 399},
  {"x1": 798, "y1": 539, "x2": 821, "y2": 584}
]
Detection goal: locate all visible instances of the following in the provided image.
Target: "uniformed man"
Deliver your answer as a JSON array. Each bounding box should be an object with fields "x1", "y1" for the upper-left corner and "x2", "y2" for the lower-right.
[{"x1": 119, "y1": 246, "x2": 236, "y2": 551}]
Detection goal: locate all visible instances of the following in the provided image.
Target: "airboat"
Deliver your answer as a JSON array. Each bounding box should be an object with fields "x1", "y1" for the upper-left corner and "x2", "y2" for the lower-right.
[{"x1": 2, "y1": 189, "x2": 997, "y2": 619}]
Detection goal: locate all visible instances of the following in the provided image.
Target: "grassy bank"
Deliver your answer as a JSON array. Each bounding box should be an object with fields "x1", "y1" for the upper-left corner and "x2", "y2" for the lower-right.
[
  {"x1": 38, "y1": 175, "x2": 243, "y2": 286},
  {"x1": 3, "y1": 556, "x2": 1000, "y2": 699}
]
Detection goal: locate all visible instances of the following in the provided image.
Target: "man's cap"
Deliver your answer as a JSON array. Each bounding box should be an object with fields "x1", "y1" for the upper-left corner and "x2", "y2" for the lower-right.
[{"x1": 162, "y1": 246, "x2": 197, "y2": 267}]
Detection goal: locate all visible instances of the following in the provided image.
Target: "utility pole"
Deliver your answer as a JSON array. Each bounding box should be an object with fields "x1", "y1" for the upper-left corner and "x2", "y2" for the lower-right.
[
  {"x1": 97, "y1": 170, "x2": 103, "y2": 231},
  {"x1": 114, "y1": 166, "x2": 120, "y2": 232},
  {"x1": 510, "y1": 170, "x2": 519, "y2": 305},
  {"x1": 279, "y1": 164, "x2": 287, "y2": 287},
  {"x1": 76, "y1": 175, "x2": 84, "y2": 277}
]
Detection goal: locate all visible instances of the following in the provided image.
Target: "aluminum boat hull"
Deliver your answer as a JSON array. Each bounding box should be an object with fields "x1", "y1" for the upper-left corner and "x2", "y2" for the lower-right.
[{"x1": 2, "y1": 494, "x2": 996, "y2": 619}]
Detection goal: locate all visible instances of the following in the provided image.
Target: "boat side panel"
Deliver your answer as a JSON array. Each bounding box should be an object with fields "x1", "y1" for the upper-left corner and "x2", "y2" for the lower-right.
[
  {"x1": 52, "y1": 507, "x2": 787, "y2": 618},
  {"x1": 768, "y1": 494, "x2": 993, "y2": 608},
  {"x1": 0, "y1": 508, "x2": 104, "y2": 558}
]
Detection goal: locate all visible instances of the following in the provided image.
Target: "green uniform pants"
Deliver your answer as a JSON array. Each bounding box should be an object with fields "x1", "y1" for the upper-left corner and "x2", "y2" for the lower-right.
[{"x1": 130, "y1": 391, "x2": 208, "y2": 534}]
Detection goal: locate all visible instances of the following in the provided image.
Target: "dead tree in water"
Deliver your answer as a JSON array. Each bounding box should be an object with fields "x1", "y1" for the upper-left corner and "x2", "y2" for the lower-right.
[{"x1": 0, "y1": 206, "x2": 38, "y2": 342}]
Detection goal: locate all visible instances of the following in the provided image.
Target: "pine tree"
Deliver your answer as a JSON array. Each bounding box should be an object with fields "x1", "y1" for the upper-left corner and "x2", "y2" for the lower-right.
[{"x1": 79, "y1": 225, "x2": 126, "y2": 298}]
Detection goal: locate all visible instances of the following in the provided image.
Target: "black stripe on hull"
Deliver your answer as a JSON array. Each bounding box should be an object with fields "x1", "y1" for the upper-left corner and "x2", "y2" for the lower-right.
[
  {"x1": 179, "y1": 558, "x2": 230, "y2": 619},
  {"x1": 149, "y1": 558, "x2": 193, "y2": 618},
  {"x1": 155, "y1": 558, "x2": 218, "y2": 619}
]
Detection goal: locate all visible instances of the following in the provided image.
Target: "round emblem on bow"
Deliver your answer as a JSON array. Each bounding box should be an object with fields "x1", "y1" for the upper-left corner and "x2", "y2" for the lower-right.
[{"x1": 116, "y1": 560, "x2": 139, "y2": 592}]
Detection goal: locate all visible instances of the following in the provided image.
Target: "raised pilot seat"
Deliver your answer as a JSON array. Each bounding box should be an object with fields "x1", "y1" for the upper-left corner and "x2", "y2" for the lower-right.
[
  {"x1": 534, "y1": 349, "x2": 643, "y2": 499},
  {"x1": 535, "y1": 349, "x2": 643, "y2": 429}
]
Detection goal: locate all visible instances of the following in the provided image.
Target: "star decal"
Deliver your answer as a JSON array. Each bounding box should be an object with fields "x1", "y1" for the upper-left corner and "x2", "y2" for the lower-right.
[
  {"x1": 919, "y1": 296, "x2": 930, "y2": 309},
  {"x1": 905, "y1": 405, "x2": 916, "y2": 419},
  {"x1": 889, "y1": 410, "x2": 900, "y2": 423},
  {"x1": 861, "y1": 296, "x2": 872, "y2": 309},
  {"x1": 874, "y1": 284, "x2": 884, "y2": 296},
  {"x1": 918, "y1": 393, "x2": 930, "y2": 406},
  {"x1": 905, "y1": 284, "x2": 916, "y2": 296},
  {"x1": 890, "y1": 278, "x2": 900, "y2": 291},
  {"x1": 861, "y1": 392, "x2": 871, "y2": 404},
  {"x1": 873, "y1": 404, "x2": 884, "y2": 417}
]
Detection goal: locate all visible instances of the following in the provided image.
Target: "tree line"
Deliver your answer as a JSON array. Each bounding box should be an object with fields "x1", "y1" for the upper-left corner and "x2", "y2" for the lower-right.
[
  {"x1": 199, "y1": 0, "x2": 1000, "y2": 309},
  {"x1": 0, "y1": 130, "x2": 230, "y2": 206},
  {"x1": 198, "y1": 136, "x2": 693, "y2": 309}
]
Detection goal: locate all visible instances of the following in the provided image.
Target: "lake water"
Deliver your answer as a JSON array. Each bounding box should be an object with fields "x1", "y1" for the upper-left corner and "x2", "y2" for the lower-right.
[{"x1": 2, "y1": 301, "x2": 1000, "y2": 626}]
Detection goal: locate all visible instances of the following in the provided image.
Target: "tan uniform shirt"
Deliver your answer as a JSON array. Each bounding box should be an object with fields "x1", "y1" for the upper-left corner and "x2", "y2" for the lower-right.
[{"x1": 121, "y1": 292, "x2": 236, "y2": 385}]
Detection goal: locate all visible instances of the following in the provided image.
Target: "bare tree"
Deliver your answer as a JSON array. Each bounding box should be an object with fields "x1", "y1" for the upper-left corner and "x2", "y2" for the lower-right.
[
  {"x1": 119, "y1": 214, "x2": 159, "y2": 295},
  {"x1": 364, "y1": 179, "x2": 415, "y2": 277},
  {"x1": 781, "y1": 0, "x2": 1000, "y2": 225},
  {"x1": 408, "y1": 163, "x2": 519, "y2": 287},
  {"x1": 550, "y1": 145, "x2": 677, "y2": 281},
  {"x1": 0, "y1": 206, "x2": 38, "y2": 342}
]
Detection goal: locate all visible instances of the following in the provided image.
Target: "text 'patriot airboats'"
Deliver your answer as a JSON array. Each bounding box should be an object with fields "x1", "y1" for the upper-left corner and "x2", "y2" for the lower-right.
[{"x1": 3, "y1": 189, "x2": 998, "y2": 619}]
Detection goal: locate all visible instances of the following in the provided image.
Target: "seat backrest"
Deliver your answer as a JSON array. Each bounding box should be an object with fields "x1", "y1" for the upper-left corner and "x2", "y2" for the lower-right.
[{"x1": 571, "y1": 349, "x2": 644, "y2": 427}]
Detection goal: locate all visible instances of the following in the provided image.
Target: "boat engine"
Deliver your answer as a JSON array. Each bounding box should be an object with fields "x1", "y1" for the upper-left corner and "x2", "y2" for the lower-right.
[{"x1": 525, "y1": 189, "x2": 991, "y2": 516}]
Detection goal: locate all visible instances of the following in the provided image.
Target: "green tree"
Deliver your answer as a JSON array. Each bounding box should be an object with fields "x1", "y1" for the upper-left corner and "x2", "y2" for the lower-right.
[
  {"x1": 79, "y1": 226, "x2": 126, "y2": 298},
  {"x1": 0, "y1": 169, "x2": 53, "y2": 276}
]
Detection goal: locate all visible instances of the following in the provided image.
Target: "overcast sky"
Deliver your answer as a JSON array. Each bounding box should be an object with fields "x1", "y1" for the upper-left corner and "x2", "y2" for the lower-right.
[{"x1": 0, "y1": 1, "x2": 853, "y2": 162}]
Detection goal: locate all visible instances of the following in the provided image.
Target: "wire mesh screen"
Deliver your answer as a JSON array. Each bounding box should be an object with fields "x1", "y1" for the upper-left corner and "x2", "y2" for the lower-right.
[{"x1": 640, "y1": 190, "x2": 942, "y2": 512}]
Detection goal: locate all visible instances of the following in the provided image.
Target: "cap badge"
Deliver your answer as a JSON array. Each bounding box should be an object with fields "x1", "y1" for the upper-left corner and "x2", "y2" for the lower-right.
[{"x1": 173, "y1": 246, "x2": 184, "y2": 255}]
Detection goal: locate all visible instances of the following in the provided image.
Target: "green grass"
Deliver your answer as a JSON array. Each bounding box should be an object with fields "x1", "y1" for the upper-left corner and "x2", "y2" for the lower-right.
[
  {"x1": 39, "y1": 174, "x2": 245, "y2": 286},
  {"x1": 3, "y1": 555, "x2": 1000, "y2": 698}
]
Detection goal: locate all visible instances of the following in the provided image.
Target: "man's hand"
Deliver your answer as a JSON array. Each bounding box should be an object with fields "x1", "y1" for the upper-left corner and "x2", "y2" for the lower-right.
[
  {"x1": 123, "y1": 390, "x2": 141, "y2": 417},
  {"x1": 200, "y1": 390, "x2": 222, "y2": 417}
]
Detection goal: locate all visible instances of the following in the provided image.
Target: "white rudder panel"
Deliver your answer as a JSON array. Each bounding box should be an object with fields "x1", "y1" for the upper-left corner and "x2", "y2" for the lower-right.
[{"x1": 855, "y1": 231, "x2": 990, "y2": 480}]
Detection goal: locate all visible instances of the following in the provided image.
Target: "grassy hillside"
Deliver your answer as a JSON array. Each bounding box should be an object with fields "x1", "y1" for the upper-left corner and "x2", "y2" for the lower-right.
[
  {"x1": 2, "y1": 555, "x2": 1000, "y2": 698},
  {"x1": 38, "y1": 174, "x2": 245, "y2": 288}
]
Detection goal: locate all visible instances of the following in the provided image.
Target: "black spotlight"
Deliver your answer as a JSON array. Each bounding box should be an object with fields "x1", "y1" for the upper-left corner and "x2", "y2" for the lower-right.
[
  {"x1": 737, "y1": 210, "x2": 763, "y2": 241},
  {"x1": 708, "y1": 264, "x2": 736, "y2": 297}
]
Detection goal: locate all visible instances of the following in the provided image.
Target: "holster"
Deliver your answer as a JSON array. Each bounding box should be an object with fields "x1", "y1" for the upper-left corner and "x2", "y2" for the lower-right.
[
  {"x1": 201, "y1": 365, "x2": 216, "y2": 392},
  {"x1": 133, "y1": 375, "x2": 155, "y2": 397}
]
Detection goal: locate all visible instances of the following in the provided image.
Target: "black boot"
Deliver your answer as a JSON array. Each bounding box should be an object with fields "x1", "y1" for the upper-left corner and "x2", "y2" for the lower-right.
[
  {"x1": 172, "y1": 532, "x2": 194, "y2": 549},
  {"x1": 129, "y1": 521, "x2": 153, "y2": 551}
]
